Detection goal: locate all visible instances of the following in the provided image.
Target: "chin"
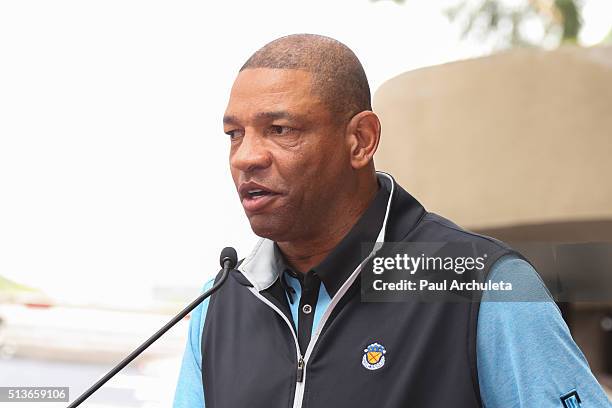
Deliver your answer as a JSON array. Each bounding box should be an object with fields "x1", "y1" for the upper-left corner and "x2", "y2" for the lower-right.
[{"x1": 247, "y1": 214, "x2": 291, "y2": 241}]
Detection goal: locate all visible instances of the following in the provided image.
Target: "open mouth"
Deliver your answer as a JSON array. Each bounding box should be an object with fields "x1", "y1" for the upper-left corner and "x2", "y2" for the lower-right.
[
  {"x1": 239, "y1": 183, "x2": 281, "y2": 212},
  {"x1": 246, "y1": 189, "x2": 272, "y2": 198}
]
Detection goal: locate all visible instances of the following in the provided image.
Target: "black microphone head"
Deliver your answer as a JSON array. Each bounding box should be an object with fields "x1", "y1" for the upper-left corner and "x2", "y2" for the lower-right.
[{"x1": 220, "y1": 247, "x2": 238, "y2": 269}]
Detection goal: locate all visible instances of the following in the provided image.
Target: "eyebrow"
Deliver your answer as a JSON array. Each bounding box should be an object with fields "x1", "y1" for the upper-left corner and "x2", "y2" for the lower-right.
[
  {"x1": 222, "y1": 115, "x2": 240, "y2": 126},
  {"x1": 223, "y1": 111, "x2": 304, "y2": 126}
]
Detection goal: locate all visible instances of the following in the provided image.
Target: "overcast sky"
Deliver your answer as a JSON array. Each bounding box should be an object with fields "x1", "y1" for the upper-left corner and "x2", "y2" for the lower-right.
[{"x1": 1, "y1": 0, "x2": 610, "y2": 306}]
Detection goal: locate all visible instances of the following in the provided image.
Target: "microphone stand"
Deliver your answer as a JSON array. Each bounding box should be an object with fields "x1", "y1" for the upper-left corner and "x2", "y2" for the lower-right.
[{"x1": 67, "y1": 247, "x2": 237, "y2": 407}]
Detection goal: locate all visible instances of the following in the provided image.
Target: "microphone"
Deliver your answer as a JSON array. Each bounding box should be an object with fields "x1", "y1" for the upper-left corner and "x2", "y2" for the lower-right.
[
  {"x1": 220, "y1": 246, "x2": 238, "y2": 270},
  {"x1": 67, "y1": 247, "x2": 238, "y2": 407}
]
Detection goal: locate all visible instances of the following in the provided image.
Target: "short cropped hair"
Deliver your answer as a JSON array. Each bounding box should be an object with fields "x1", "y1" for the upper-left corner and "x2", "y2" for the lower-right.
[{"x1": 240, "y1": 34, "x2": 372, "y2": 123}]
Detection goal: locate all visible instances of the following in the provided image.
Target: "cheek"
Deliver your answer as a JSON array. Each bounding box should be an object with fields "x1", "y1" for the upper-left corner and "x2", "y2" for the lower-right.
[
  {"x1": 276, "y1": 154, "x2": 312, "y2": 192},
  {"x1": 289, "y1": 152, "x2": 342, "y2": 200},
  {"x1": 317, "y1": 138, "x2": 351, "y2": 174},
  {"x1": 274, "y1": 131, "x2": 347, "y2": 191}
]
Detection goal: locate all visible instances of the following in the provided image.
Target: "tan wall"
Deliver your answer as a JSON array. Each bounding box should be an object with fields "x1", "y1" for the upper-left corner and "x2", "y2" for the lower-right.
[{"x1": 373, "y1": 46, "x2": 612, "y2": 230}]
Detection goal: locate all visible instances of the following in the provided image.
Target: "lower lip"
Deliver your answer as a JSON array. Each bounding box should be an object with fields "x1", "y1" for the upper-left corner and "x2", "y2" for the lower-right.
[{"x1": 241, "y1": 193, "x2": 280, "y2": 213}]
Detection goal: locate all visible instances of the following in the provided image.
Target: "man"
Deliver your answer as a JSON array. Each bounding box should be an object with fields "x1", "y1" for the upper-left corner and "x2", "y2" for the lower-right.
[{"x1": 174, "y1": 34, "x2": 611, "y2": 407}]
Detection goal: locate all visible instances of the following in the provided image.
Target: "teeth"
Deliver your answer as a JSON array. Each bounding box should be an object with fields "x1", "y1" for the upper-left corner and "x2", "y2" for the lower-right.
[{"x1": 247, "y1": 189, "x2": 269, "y2": 198}]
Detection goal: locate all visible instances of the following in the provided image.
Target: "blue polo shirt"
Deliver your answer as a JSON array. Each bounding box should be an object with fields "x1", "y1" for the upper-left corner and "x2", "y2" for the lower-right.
[{"x1": 173, "y1": 254, "x2": 611, "y2": 407}]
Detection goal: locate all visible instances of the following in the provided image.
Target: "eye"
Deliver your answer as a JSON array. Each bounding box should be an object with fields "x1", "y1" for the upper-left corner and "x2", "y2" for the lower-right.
[
  {"x1": 268, "y1": 125, "x2": 294, "y2": 136},
  {"x1": 225, "y1": 129, "x2": 244, "y2": 140}
]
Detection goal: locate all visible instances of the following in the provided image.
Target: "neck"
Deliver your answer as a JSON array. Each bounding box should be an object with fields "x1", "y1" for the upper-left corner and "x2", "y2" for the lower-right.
[{"x1": 277, "y1": 172, "x2": 379, "y2": 273}]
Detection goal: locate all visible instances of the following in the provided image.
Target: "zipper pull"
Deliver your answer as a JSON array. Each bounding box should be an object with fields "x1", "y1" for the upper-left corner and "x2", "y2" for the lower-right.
[{"x1": 296, "y1": 357, "x2": 304, "y2": 382}]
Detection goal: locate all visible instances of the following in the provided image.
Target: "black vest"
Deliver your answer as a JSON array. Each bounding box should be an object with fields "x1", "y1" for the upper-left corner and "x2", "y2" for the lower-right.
[{"x1": 201, "y1": 174, "x2": 526, "y2": 408}]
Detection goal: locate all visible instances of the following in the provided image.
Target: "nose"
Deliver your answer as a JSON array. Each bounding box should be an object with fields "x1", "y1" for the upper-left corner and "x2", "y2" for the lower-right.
[{"x1": 230, "y1": 130, "x2": 272, "y2": 173}]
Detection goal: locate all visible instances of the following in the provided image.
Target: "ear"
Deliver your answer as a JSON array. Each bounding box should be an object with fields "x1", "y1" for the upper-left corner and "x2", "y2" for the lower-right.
[{"x1": 345, "y1": 111, "x2": 381, "y2": 170}]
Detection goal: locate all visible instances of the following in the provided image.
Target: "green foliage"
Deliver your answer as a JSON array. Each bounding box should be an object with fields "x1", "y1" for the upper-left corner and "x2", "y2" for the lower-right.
[
  {"x1": 373, "y1": 0, "x2": 584, "y2": 49},
  {"x1": 604, "y1": 28, "x2": 612, "y2": 44},
  {"x1": 555, "y1": 0, "x2": 581, "y2": 42}
]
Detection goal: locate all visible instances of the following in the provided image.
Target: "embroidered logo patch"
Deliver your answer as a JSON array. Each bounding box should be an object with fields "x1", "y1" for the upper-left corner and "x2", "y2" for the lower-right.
[
  {"x1": 362, "y1": 342, "x2": 386, "y2": 370},
  {"x1": 560, "y1": 390, "x2": 581, "y2": 408}
]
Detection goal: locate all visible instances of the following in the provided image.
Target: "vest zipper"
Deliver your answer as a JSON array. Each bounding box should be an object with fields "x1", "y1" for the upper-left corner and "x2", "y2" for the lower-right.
[
  {"x1": 246, "y1": 288, "x2": 306, "y2": 408},
  {"x1": 296, "y1": 357, "x2": 304, "y2": 382},
  {"x1": 245, "y1": 246, "x2": 383, "y2": 407},
  {"x1": 245, "y1": 248, "x2": 384, "y2": 407}
]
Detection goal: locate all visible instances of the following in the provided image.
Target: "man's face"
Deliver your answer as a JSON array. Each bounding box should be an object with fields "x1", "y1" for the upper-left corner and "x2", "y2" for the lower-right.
[{"x1": 224, "y1": 68, "x2": 352, "y2": 242}]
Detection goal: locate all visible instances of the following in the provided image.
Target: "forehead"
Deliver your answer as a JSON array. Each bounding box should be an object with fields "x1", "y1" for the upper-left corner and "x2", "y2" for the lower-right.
[{"x1": 224, "y1": 68, "x2": 327, "y2": 122}]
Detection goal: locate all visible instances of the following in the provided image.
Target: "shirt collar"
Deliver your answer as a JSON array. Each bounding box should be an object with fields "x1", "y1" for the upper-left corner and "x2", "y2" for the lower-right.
[{"x1": 238, "y1": 171, "x2": 395, "y2": 293}]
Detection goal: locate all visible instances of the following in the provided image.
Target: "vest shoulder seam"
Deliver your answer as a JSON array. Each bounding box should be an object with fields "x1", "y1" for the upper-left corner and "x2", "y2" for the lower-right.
[{"x1": 421, "y1": 214, "x2": 509, "y2": 251}]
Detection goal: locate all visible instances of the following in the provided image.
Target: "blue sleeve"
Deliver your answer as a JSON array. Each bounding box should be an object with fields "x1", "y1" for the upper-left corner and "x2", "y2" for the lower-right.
[
  {"x1": 477, "y1": 255, "x2": 611, "y2": 407},
  {"x1": 173, "y1": 278, "x2": 215, "y2": 408}
]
